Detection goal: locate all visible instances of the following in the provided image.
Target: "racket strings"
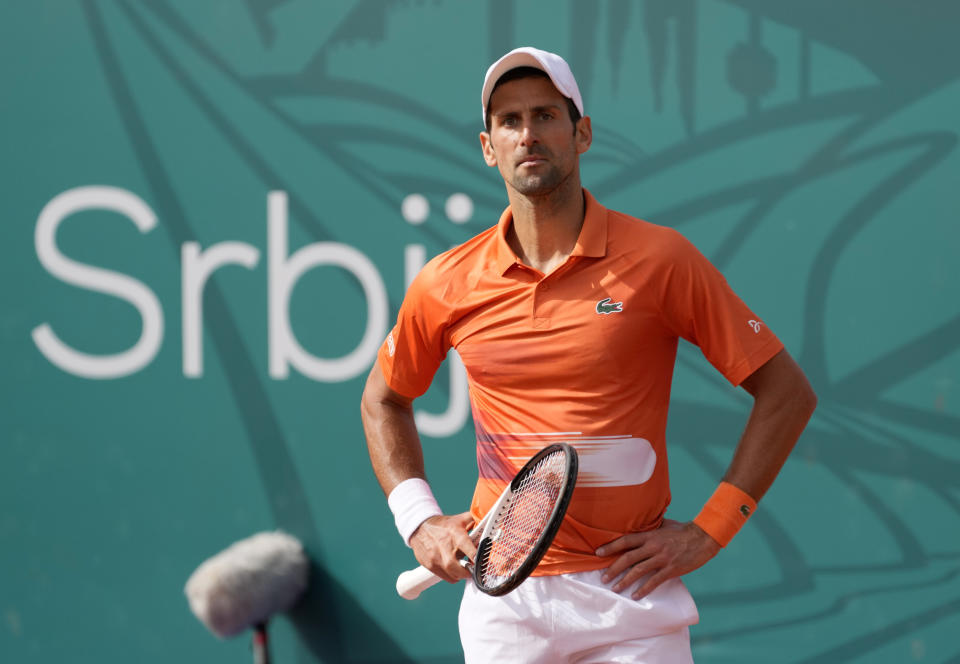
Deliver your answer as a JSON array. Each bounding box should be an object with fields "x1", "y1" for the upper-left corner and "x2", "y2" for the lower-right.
[{"x1": 476, "y1": 451, "x2": 566, "y2": 585}]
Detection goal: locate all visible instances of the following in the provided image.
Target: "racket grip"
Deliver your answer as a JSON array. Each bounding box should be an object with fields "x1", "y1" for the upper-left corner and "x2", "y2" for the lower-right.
[{"x1": 396, "y1": 565, "x2": 443, "y2": 600}]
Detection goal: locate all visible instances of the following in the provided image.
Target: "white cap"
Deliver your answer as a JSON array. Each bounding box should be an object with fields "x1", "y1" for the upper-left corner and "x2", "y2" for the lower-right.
[{"x1": 481, "y1": 46, "x2": 584, "y2": 126}]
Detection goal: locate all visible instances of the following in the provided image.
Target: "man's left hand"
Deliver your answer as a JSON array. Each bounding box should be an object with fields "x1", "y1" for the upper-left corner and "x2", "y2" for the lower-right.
[{"x1": 596, "y1": 519, "x2": 721, "y2": 599}]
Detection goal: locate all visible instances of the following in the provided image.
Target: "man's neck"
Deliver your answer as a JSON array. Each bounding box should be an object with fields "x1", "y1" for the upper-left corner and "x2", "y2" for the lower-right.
[{"x1": 505, "y1": 180, "x2": 585, "y2": 275}]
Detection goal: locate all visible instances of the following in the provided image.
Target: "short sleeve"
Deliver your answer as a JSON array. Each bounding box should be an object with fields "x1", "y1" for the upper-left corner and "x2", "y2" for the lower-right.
[
  {"x1": 377, "y1": 261, "x2": 451, "y2": 398},
  {"x1": 657, "y1": 230, "x2": 784, "y2": 386}
]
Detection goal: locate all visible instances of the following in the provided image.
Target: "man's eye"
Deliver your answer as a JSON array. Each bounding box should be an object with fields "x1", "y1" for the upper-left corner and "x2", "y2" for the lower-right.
[
  {"x1": 502, "y1": 117, "x2": 517, "y2": 126},
  {"x1": 539, "y1": 112, "x2": 553, "y2": 121}
]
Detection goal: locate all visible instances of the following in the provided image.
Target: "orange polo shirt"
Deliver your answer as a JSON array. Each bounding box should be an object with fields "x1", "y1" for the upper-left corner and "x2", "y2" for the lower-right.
[{"x1": 378, "y1": 190, "x2": 783, "y2": 575}]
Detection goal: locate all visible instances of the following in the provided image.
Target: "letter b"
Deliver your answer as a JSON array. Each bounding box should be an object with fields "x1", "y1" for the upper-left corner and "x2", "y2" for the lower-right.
[{"x1": 268, "y1": 191, "x2": 388, "y2": 382}]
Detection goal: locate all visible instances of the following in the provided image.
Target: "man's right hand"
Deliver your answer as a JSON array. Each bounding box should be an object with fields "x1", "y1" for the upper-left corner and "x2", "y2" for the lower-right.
[{"x1": 410, "y1": 512, "x2": 477, "y2": 583}]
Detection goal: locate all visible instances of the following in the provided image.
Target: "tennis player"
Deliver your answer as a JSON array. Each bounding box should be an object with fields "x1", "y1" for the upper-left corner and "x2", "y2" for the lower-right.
[{"x1": 361, "y1": 46, "x2": 817, "y2": 663}]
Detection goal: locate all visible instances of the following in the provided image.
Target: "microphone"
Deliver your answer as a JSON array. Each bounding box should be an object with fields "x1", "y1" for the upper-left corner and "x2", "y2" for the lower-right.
[{"x1": 185, "y1": 531, "x2": 309, "y2": 662}]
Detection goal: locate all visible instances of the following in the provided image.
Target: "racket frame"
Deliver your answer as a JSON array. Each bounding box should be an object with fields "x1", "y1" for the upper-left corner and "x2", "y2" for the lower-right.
[
  {"x1": 395, "y1": 443, "x2": 578, "y2": 600},
  {"x1": 471, "y1": 442, "x2": 578, "y2": 596}
]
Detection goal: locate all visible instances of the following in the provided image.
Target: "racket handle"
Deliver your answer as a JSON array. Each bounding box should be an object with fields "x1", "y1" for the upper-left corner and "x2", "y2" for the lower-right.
[
  {"x1": 396, "y1": 565, "x2": 443, "y2": 600},
  {"x1": 396, "y1": 515, "x2": 484, "y2": 599}
]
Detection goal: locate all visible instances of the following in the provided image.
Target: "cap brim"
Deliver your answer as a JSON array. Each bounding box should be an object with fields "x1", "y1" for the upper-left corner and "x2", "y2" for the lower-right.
[{"x1": 481, "y1": 48, "x2": 583, "y2": 125}]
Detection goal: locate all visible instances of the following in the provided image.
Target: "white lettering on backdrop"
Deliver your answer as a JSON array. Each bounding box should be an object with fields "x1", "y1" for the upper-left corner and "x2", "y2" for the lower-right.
[{"x1": 32, "y1": 186, "x2": 470, "y2": 437}]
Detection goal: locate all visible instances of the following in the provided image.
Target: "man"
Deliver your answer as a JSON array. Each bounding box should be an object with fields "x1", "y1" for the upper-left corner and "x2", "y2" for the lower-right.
[{"x1": 361, "y1": 46, "x2": 816, "y2": 663}]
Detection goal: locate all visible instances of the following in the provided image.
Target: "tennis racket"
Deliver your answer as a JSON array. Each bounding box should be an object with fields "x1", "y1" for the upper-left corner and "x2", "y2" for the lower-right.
[{"x1": 396, "y1": 442, "x2": 578, "y2": 599}]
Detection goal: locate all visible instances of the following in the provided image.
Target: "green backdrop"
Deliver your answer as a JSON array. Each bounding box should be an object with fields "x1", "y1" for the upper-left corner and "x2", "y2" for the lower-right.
[{"x1": 2, "y1": 1, "x2": 958, "y2": 662}]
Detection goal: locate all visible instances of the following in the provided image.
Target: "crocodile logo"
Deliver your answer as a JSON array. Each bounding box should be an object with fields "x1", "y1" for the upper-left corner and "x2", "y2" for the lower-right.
[{"x1": 596, "y1": 298, "x2": 623, "y2": 315}]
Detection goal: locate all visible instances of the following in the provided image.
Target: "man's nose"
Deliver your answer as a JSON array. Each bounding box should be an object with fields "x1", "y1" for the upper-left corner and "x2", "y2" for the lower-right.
[{"x1": 518, "y1": 122, "x2": 539, "y2": 146}]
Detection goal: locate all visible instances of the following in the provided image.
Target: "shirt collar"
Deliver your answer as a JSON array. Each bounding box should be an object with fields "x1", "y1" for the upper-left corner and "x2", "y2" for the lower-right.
[{"x1": 494, "y1": 188, "x2": 608, "y2": 275}]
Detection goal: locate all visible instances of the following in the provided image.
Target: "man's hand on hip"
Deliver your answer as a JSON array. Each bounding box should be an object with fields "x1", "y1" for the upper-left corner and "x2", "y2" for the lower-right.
[
  {"x1": 410, "y1": 512, "x2": 477, "y2": 583},
  {"x1": 596, "y1": 519, "x2": 721, "y2": 599}
]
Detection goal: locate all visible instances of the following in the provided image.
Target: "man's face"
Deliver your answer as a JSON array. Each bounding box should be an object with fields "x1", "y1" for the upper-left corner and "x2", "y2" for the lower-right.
[{"x1": 480, "y1": 76, "x2": 591, "y2": 197}]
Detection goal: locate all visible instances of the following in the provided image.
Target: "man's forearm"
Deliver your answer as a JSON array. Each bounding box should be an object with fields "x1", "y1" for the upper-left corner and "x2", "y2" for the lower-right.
[
  {"x1": 723, "y1": 350, "x2": 817, "y2": 501},
  {"x1": 360, "y1": 364, "x2": 475, "y2": 578},
  {"x1": 360, "y1": 365, "x2": 427, "y2": 496}
]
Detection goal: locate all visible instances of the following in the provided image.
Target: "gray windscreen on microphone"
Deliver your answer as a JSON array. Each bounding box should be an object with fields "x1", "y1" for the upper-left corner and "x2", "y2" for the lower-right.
[{"x1": 184, "y1": 530, "x2": 309, "y2": 638}]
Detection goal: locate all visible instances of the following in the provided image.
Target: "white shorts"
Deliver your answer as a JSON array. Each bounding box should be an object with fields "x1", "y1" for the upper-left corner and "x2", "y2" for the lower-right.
[{"x1": 458, "y1": 569, "x2": 699, "y2": 663}]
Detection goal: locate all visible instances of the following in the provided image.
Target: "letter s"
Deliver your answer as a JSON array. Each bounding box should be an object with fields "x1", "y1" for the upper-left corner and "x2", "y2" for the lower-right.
[{"x1": 32, "y1": 186, "x2": 164, "y2": 379}]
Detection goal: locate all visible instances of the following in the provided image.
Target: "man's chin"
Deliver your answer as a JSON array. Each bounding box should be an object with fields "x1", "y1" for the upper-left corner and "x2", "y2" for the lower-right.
[{"x1": 511, "y1": 176, "x2": 560, "y2": 197}]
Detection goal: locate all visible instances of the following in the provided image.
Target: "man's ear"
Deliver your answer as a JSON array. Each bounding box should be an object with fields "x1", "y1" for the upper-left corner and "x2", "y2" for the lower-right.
[
  {"x1": 575, "y1": 116, "x2": 592, "y2": 155},
  {"x1": 479, "y1": 131, "x2": 498, "y2": 167}
]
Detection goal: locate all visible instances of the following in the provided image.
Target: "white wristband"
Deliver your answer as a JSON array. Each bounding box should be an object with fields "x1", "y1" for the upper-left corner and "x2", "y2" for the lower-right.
[{"x1": 387, "y1": 478, "x2": 443, "y2": 547}]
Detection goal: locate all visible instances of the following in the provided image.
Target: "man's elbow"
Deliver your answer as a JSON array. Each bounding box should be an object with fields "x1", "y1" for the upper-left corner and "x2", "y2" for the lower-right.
[
  {"x1": 802, "y1": 382, "x2": 818, "y2": 418},
  {"x1": 792, "y1": 373, "x2": 818, "y2": 421},
  {"x1": 360, "y1": 387, "x2": 371, "y2": 423},
  {"x1": 359, "y1": 365, "x2": 380, "y2": 424},
  {"x1": 359, "y1": 363, "x2": 415, "y2": 422},
  {"x1": 745, "y1": 351, "x2": 818, "y2": 418}
]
